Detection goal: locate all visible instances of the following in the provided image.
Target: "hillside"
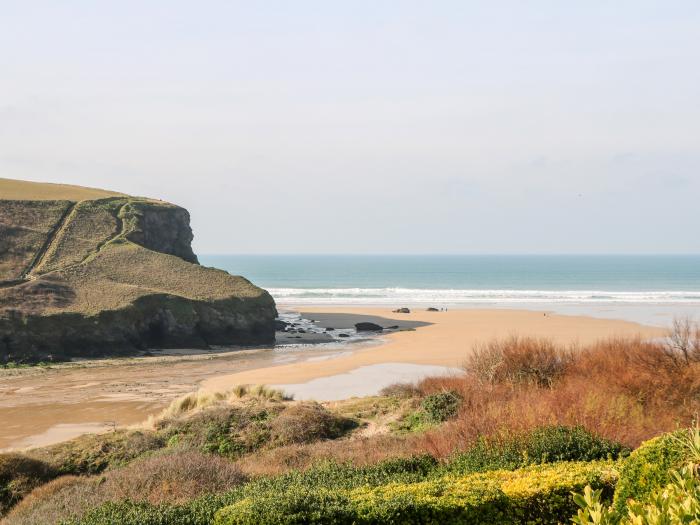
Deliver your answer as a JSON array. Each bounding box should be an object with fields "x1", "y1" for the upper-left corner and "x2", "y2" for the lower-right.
[{"x1": 0, "y1": 179, "x2": 276, "y2": 363}]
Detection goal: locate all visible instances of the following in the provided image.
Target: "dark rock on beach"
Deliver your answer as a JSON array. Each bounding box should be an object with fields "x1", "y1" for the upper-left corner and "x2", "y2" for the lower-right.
[
  {"x1": 274, "y1": 320, "x2": 291, "y2": 331},
  {"x1": 393, "y1": 307, "x2": 411, "y2": 313},
  {"x1": 427, "y1": 307, "x2": 439, "y2": 312},
  {"x1": 355, "y1": 322, "x2": 384, "y2": 332}
]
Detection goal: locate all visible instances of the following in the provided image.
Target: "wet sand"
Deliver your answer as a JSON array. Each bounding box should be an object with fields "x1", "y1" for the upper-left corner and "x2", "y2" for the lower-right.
[
  {"x1": 0, "y1": 343, "x2": 356, "y2": 451},
  {"x1": 204, "y1": 307, "x2": 664, "y2": 393},
  {"x1": 1, "y1": 307, "x2": 663, "y2": 450}
]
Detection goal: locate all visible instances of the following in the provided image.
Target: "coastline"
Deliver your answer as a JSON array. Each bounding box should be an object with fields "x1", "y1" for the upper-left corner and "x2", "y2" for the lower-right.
[
  {"x1": 203, "y1": 306, "x2": 664, "y2": 395},
  {"x1": 0, "y1": 305, "x2": 665, "y2": 450}
]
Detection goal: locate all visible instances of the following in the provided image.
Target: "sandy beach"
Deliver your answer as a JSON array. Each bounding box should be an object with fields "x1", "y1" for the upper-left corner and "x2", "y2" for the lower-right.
[{"x1": 203, "y1": 307, "x2": 663, "y2": 392}]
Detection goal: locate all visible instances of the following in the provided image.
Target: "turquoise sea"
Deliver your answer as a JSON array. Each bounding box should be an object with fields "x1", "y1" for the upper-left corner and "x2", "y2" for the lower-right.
[{"x1": 200, "y1": 255, "x2": 700, "y2": 306}]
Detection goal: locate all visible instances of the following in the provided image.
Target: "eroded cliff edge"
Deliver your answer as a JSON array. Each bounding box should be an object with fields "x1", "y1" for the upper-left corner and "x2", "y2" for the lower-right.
[{"x1": 0, "y1": 179, "x2": 277, "y2": 363}]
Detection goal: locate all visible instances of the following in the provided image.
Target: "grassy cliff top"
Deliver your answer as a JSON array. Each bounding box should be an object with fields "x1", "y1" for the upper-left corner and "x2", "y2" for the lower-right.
[
  {"x1": 0, "y1": 178, "x2": 125, "y2": 201},
  {"x1": 0, "y1": 179, "x2": 271, "y2": 318}
]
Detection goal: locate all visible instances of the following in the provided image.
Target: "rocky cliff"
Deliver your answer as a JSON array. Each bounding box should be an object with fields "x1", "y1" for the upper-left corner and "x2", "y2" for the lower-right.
[{"x1": 0, "y1": 178, "x2": 277, "y2": 363}]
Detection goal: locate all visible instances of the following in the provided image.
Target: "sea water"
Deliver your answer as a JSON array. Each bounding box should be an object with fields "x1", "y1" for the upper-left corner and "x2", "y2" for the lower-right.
[{"x1": 199, "y1": 255, "x2": 700, "y2": 325}]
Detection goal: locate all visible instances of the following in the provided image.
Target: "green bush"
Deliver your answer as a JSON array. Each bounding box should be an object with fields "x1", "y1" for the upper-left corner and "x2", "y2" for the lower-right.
[
  {"x1": 446, "y1": 426, "x2": 629, "y2": 474},
  {"x1": 0, "y1": 453, "x2": 58, "y2": 515},
  {"x1": 216, "y1": 489, "x2": 354, "y2": 525},
  {"x1": 420, "y1": 391, "x2": 461, "y2": 423},
  {"x1": 573, "y1": 428, "x2": 700, "y2": 524},
  {"x1": 612, "y1": 430, "x2": 686, "y2": 515},
  {"x1": 66, "y1": 456, "x2": 438, "y2": 525},
  {"x1": 161, "y1": 402, "x2": 355, "y2": 458},
  {"x1": 214, "y1": 461, "x2": 617, "y2": 525}
]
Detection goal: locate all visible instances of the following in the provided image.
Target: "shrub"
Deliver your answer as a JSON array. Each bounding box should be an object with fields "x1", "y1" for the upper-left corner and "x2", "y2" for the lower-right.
[
  {"x1": 101, "y1": 450, "x2": 247, "y2": 505},
  {"x1": 446, "y1": 426, "x2": 628, "y2": 475},
  {"x1": 268, "y1": 402, "x2": 356, "y2": 446},
  {"x1": 611, "y1": 430, "x2": 687, "y2": 515},
  {"x1": 416, "y1": 335, "x2": 700, "y2": 455},
  {"x1": 29, "y1": 430, "x2": 165, "y2": 475},
  {"x1": 7, "y1": 451, "x2": 246, "y2": 525},
  {"x1": 214, "y1": 461, "x2": 617, "y2": 525},
  {"x1": 379, "y1": 383, "x2": 420, "y2": 398},
  {"x1": 466, "y1": 336, "x2": 573, "y2": 387},
  {"x1": 0, "y1": 453, "x2": 58, "y2": 515},
  {"x1": 573, "y1": 428, "x2": 700, "y2": 524},
  {"x1": 3, "y1": 476, "x2": 101, "y2": 525},
  {"x1": 64, "y1": 494, "x2": 240, "y2": 525},
  {"x1": 421, "y1": 391, "x2": 461, "y2": 423},
  {"x1": 65, "y1": 456, "x2": 436, "y2": 525},
  {"x1": 216, "y1": 488, "x2": 354, "y2": 525}
]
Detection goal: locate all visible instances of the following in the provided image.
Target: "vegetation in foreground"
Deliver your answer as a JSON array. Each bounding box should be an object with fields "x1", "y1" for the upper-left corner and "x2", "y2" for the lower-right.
[{"x1": 1, "y1": 324, "x2": 699, "y2": 524}]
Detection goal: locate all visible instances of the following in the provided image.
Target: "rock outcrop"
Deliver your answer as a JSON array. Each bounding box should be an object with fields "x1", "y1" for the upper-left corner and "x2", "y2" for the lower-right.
[{"x1": 0, "y1": 178, "x2": 277, "y2": 363}]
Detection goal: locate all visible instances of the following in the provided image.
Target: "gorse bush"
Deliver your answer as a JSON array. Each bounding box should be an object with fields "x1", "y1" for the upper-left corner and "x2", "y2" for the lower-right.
[
  {"x1": 214, "y1": 461, "x2": 617, "y2": 525},
  {"x1": 421, "y1": 391, "x2": 461, "y2": 423},
  {"x1": 611, "y1": 430, "x2": 686, "y2": 515},
  {"x1": 445, "y1": 426, "x2": 629, "y2": 475},
  {"x1": 392, "y1": 390, "x2": 462, "y2": 432},
  {"x1": 573, "y1": 428, "x2": 700, "y2": 525}
]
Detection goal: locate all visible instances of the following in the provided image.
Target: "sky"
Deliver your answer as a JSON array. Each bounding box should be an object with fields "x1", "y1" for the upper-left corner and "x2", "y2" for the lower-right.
[{"x1": 1, "y1": 1, "x2": 699, "y2": 254}]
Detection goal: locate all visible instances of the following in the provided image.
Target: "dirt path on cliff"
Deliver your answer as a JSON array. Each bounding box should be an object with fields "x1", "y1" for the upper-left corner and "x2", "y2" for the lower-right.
[{"x1": 22, "y1": 202, "x2": 78, "y2": 279}]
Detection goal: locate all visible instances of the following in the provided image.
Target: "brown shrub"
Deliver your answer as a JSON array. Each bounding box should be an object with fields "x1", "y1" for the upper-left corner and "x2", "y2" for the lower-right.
[
  {"x1": 102, "y1": 450, "x2": 246, "y2": 505},
  {"x1": 664, "y1": 317, "x2": 700, "y2": 366},
  {"x1": 465, "y1": 335, "x2": 574, "y2": 387},
  {"x1": 236, "y1": 433, "x2": 422, "y2": 477},
  {"x1": 2, "y1": 476, "x2": 101, "y2": 525},
  {"x1": 379, "y1": 382, "x2": 420, "y2": 398},
  {"x1": 0, "y1": 453, "x2": 58, "y2": 515},
  {"x1": 3, "y1": 450, "x2": 247, "y2": 524},
  {"x1": 411, "y1": 334, "x2": 700, "y2": 456},
  {"x1": 269, "y1": 402, "x2": 356, "y2": 446}
]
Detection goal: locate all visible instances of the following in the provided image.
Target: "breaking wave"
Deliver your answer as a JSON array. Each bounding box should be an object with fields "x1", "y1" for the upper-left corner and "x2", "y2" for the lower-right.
[{"x1": 269, "y1": 288, "x2": 700, "y2": 305}]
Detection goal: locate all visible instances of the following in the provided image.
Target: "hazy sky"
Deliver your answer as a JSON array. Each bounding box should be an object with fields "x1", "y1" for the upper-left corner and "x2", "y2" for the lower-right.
[{"x1": 1, "y1": 1, "x2": 699, "y2": 254}]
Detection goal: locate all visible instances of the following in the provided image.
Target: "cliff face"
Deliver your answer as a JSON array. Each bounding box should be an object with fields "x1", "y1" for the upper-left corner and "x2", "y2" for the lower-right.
[
  {"x1": 0, "y1": 180, "x2": 277, "y2": 363},
  {"x1": 123, "y1": 201, "x2": 199, "y2": 264}
]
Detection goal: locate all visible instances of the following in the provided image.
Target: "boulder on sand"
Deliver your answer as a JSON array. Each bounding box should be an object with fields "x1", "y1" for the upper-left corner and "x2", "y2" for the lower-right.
[
  {"x1": 355, "y1": 322, "x2": 384, "y2": 332},
  {"x1": 427, "y1": 307, "x2": 439, "y2": 312},
  {"x1": 393, "y1": 307, "x2": 410, "y2": 313}
]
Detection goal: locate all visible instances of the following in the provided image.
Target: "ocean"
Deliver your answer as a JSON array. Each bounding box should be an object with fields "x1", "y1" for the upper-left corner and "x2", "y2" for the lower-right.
[{"x1": 200, "y1": 254, "x2": 700, "y2": 307}]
